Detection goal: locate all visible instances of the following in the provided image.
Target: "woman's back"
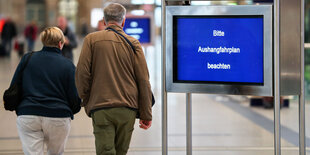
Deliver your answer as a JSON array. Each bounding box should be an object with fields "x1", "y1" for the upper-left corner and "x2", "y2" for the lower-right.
[{"x1": 11, "y1": 47, "x2": 80, "y2": 118}]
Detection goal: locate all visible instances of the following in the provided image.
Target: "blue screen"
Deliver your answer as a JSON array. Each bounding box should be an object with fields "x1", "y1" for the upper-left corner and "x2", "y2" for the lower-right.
[
  {"x1": 174, "y1": 16, "x2": 264, "y2": 84},
  {"x1": 124, "y1": 18, "x2": 151, "y2": 44}
]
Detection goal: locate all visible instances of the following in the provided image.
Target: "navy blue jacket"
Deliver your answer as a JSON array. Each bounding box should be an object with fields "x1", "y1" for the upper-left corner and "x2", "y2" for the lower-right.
[{"x1": 10, "y1": 47, "x2": 81, "y2": 119}]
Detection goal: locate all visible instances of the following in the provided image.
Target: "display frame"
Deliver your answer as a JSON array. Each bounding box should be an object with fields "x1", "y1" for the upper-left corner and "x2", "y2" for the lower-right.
[{"x1": 166, "y1": 5, "x2": 273, "y2": 96}]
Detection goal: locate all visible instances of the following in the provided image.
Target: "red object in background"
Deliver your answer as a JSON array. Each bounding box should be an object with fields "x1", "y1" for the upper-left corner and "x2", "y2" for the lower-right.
[
  {"x1": 0, "y1": 19, "x2": 6, "y2": 33},
  {"x1": 14, "y1": 40, "x2": 19, "y2": 51}
]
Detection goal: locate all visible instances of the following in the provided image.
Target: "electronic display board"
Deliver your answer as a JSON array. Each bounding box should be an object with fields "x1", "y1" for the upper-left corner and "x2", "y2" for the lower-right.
[
  {"x1": 124, "y1": 17, "x2": 151, "y2": 44},
  {"x1": 166, "y1": 5, "x2": 273, "y2": 96},
  {"x1": 174, "y1": 16, "x2": 263, "y2": 85}
]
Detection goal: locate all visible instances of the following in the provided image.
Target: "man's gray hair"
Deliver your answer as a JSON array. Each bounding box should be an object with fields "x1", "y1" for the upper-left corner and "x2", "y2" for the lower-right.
[{"x1": 103, "y1": 3, "x2": 126, "y2": 25}]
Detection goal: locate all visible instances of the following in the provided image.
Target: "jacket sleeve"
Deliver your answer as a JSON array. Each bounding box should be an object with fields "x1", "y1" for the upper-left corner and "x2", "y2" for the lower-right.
[
  {"x1": 75, "y1": 35, "x2": 92, "y2": 106},
  {"x1": 10, "y1": 54, "x2": 27, "y2": 87},
  {"x1": 67, "y1": 29, "x2": 77, "y2": 49},
  {"x1": 133, "y1": 40, "x2": 152, "y2": 121},
  {"x1": 67, "y1": 64, "x2": 81, "y2": 115},
  {"x1": 12, "y1": 23, "x2": 17, "y2": 38}
]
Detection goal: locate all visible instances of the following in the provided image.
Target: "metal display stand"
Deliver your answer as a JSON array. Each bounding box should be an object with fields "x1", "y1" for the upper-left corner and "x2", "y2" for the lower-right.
[
  {"x1": 299, "y1": 0, "x2": 305, "y2": 154},
  {"x1": 161, "y1": 1, "x2": 168, "y2": 155},
  {"x1": 186, "y1": 93, "x2": 192, "y2": 155},
  {"x1": 273, "y1": 0, "x2": 281, "y2": 154},
  {"x1": 161, "y1": 0, "x2": 305, "y2": 155}
]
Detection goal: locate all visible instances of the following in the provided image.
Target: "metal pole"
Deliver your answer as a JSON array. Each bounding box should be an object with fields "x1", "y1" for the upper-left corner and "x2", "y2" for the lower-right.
[
  {"x1": 162, "y1": 0, "x2": 168, "y2": 155},
  {"x1": 186, "y1": 93, "x2": 192, "y2": 155},
  {"x1": 299, "y1": 0, "x2": 305, "y2": 154},
  {"x1": 274, "y1": 0, "x2": 281, "y2": 154},
  {"x1": 144, "y1": 46, "x2": 147, "y2": 58}
]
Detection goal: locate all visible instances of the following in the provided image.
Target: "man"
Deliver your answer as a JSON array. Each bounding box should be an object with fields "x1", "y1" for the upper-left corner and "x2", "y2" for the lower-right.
[
  {"x1": 57, "y1": 16, "x2": 77, "y2": 61},
  {"x1": 1, "y1": 18, "x2": 17, "y2": 56},
  {"x1": 76, "y1": 3, "x2": 152, "y2": 155},
  {"x1": 97, "y1": 19, "x2": 105, "y2": 31}
]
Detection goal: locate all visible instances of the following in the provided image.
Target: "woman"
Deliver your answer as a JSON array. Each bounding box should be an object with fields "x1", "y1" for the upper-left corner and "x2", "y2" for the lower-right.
[{"x1": 10, "y1": 27, "x2": 81, "y2": 155}]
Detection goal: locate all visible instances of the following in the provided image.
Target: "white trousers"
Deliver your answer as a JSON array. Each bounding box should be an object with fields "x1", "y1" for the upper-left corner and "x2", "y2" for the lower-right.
[{"x1": 16, "y1": 115, "x2": 71, "y2": 155}]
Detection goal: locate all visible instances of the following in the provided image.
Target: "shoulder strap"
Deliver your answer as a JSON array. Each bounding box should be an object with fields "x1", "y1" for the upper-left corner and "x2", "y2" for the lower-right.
[
  {"x1": 20, "y1": 52, "x2": 34, "y2": 73},
  {"x1": 106, "y1": 27, "x2": 155, "y2": 107},
  {"x1": 17, "y1": 52, "x2": 34, "y2": 81},
  {"x1": 105, "y1": 27, "x2": 136, "y2": 54}
]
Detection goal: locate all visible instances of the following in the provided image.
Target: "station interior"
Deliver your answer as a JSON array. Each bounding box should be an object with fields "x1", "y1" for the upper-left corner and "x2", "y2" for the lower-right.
[{"x1": 0, "y1": 0, "x2": 310, "y2": 154}]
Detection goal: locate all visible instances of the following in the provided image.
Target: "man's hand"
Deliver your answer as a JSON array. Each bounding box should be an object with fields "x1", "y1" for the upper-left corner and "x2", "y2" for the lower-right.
[
  {"x1": 64, "y1": 37, "x2": 70, "y2": 45},
  {"x1": 139, "y1": 120, "x2": 152, "y2": 130}
]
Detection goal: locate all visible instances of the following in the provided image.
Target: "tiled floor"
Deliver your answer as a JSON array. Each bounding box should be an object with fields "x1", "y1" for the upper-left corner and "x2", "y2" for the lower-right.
[{"x1": 0, "y1": 37, "x2": 309, "y2": 155}]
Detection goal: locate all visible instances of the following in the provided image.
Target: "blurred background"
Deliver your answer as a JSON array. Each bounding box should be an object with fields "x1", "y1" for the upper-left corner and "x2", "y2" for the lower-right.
[{"x1": 0, "y1": 0, "x2": 310, "y2": 154}]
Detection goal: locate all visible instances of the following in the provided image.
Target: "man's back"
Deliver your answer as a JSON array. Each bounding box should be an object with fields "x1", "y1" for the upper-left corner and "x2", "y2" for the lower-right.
[{"x1": 76, "y1": 25, "x2": 152, "y2": 120}]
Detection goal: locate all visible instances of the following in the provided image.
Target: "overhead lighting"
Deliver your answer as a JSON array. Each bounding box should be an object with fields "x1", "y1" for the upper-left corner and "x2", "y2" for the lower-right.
[
  {"x1": 131, "y1": 0, "x2": 155, "y2": 5},
  {"x1": 91, "y1": 8, "x2": 103, "y2": 28},
  {"x1": 191, "y1": 1, "x2": 211, "y2": 5},
  {"x1": 131, "y1": 10, "x2": 145, "y2": 16}
]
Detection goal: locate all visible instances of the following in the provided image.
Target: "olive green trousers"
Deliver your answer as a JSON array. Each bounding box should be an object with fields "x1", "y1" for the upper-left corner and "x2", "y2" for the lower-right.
[{"x1": 92, "y1": 107, "x2": 137, "y2": 155}]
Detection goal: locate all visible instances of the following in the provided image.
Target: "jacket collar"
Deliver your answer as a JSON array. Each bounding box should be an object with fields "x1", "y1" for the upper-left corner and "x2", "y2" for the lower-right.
[
  {"x1": 106, "y1": 25, "x2": 124, "y2": 33},
  {"x1": 42, "y1": 46, "x2": 62, "y2": 54}
]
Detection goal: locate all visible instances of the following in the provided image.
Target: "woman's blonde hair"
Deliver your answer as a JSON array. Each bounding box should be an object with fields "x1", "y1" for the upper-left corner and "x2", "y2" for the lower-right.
[{"x1": 40, "y1": 27, "x2": 65, "y2": 48}]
